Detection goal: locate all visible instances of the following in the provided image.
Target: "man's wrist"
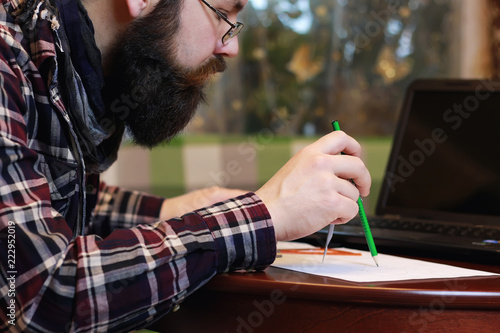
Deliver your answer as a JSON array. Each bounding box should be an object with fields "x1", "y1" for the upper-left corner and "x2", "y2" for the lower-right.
[{"x1": 196, "y1": 192, "x2": 276, "y2": 272}]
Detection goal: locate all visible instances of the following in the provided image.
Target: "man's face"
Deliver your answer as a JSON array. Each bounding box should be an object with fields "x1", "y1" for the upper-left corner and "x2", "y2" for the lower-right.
[
  {"x1": 175, "y1": 0, "x2": 246, "y2": 68},
  {"x1": 103, "y1": 0, "x2": 246, "y2": 148}
]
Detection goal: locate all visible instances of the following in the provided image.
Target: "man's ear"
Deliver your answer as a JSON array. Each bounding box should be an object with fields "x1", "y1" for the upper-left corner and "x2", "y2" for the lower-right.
[{"x1": 125, "y1": 0, "x2": 149, "y2": 18}]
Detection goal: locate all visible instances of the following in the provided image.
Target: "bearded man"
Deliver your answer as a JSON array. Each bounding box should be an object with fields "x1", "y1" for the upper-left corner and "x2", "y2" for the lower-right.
[{"x1": 0, "y1": 0, "x2": 371, "y2": 331}]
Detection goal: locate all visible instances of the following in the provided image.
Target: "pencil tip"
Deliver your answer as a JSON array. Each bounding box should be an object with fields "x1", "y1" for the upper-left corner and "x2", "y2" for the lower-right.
[{"x1": 373, "y1": 256, "x2": 379, "y2": 267}]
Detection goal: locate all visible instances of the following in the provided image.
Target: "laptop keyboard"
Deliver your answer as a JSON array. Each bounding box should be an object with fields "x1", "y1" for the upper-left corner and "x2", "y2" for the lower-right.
[{"x1": 348, "y1": 217, "x2": 500, "y2": 240}]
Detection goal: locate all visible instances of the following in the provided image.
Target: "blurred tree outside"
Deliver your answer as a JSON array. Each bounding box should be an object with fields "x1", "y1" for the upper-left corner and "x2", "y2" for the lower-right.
[{"x1": 188, "y1": 0, "x2": 463, "y2": 137}]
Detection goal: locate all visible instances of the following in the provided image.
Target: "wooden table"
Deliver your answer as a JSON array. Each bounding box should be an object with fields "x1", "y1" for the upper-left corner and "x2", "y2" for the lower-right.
[{"x1": 150, "y1": 254, "x2": 500, "y2": 332}]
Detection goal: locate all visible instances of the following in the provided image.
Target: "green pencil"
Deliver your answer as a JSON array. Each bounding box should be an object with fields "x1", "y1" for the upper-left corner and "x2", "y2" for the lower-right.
[{"x1": 332, "y1": 120, "x2": 379, "y2": 266}]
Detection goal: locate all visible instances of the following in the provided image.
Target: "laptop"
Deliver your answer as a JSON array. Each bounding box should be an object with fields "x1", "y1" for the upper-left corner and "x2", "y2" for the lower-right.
[{"x1": 316, "y1": 79, "x2": 500, "y2": 261}]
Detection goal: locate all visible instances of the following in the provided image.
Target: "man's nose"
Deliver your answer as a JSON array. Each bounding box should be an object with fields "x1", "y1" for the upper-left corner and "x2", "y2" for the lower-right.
[{"x1": 214, "y1": 37, "x2": 239, "y2": 58}]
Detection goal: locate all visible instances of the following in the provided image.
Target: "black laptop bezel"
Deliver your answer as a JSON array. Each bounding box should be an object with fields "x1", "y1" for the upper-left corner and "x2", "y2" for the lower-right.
[{"x1": 376, "y1": 78, "x2": 500, "y2": 227}]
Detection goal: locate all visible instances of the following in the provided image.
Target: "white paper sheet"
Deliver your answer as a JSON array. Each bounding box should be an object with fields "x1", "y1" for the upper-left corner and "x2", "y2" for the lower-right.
[{"x1": 272, "y1": 242, "x2": 499, "y2": 283}]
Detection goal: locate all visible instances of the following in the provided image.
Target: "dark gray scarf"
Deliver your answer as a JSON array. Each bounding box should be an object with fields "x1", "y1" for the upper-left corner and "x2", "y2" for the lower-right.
[{"x1": 16, "y1": 0, "x2": 124, "y2": 174}]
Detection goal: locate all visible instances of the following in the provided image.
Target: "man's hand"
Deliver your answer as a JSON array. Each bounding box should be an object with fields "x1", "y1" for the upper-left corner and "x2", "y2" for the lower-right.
[
  {"x1": 255, "y1": 130, "x2": 371, "y2": 241},
  {"x1": 159, "y1": 186, "x2": 247, "y2": 220}
]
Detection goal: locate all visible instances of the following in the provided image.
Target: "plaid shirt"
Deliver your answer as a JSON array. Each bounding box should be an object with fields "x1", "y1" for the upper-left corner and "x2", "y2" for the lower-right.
[{"x1": 0, "y1": 0, "x2": 276, "y2": 332}]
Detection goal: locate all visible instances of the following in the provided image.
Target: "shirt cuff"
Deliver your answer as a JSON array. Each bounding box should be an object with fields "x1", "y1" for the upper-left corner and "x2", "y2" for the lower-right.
[{"x1": 195, "y1": 192, "x2": 276, "y2": 273}]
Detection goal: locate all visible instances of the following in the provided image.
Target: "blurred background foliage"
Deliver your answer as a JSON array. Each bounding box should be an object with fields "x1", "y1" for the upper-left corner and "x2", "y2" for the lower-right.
[{"x1": 189, "y1": 0, "x2": 462, "y2": 137}]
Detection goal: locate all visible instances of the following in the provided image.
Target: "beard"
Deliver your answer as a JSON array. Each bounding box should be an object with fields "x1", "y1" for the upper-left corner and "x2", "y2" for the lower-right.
[{"x1": 103, "y1": 1, "x2": 226, "y2": 149}]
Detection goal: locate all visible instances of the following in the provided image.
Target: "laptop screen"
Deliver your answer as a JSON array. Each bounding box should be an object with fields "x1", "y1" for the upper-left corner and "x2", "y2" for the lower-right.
[{"x1": 378, "y1": 80, "x2": 500, "y2": 226}]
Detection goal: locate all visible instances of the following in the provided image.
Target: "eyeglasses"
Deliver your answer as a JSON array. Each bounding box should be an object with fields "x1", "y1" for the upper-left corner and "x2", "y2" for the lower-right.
[{"x1": 200, "y1": 0, "x2": 244, "y2": 45}]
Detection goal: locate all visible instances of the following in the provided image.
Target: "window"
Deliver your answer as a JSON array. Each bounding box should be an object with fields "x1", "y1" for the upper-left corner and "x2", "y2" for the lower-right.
[{"x1": 191, "y1": 0, "x2": 472, "y2": 137}]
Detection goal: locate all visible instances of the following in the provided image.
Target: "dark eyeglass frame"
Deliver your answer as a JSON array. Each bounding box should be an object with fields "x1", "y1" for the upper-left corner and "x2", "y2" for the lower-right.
[{"x1": 200, "y1": 0, "x2": 244, "y2": 45}]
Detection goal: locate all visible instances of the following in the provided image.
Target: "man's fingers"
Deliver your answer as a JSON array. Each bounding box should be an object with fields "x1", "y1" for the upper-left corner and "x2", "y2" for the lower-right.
[
  {"x1": 315, "y1": 131, "x2": 363, "y2": 157},
  {"x1": 334, "y1": 177, "x2": 361, "y2": 202},
  {"x1": 311, "y1": 131, "x2": 370, "y2": 195},
  {"x1": 331, "y1": 194, "x2": 359, "y2": 224},
  {"x1": 330, "y1": 155, "x2": 372, "y2": 197}
]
